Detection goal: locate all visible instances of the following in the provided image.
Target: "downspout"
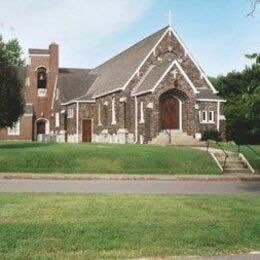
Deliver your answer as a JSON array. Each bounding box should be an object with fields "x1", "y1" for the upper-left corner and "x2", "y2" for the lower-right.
[
  {"x1": 217, "y1": 101, "x2": 220, "y2": 131},
  {"x1": 76, "y1": 101, "x2": 79, "y2": 143},
  {"x1": 134, "y1": 96, "x2": 138, "y2": 143}
]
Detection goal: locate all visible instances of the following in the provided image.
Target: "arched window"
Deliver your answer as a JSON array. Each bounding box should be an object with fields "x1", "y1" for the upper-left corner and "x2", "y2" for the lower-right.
[
  {"x1": 98, "y1": 102, "x2": 102, "y2": 126},
  {"x1": 139, "y1": 101, "x2": 145, "y2": 123},
  {"x1": 111, "y1": 96, "x2": 116, "y2": 125},
  {"x1": 37, "y1": 67, "x2": 47, "y2": 89}
]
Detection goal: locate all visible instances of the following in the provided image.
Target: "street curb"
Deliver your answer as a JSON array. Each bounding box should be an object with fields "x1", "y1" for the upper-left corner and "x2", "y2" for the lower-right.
[{"x1": 0, "y1": 173, "x2": 260, "y2": 182}]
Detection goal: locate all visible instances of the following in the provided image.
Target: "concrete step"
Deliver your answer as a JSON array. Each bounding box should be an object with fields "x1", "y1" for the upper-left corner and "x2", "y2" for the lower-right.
[
  {"x1": 224, "y1": 169, "x2": 251, "y2": 174},
  {"x1": 226, "y1": 165, "x2": 247, "y2": 169},
  {"x1": 151, "y1": 130, "x2": 202, "y2": 146},
  {"x1": 225, "y1": 167, "x2": 248, "y2": 172},
  {"x1": 212, "y1": 150, "x2": 254, "y2": 175},
  {"x1": 214, "y1": 154, "x2": 239, "y2": 159},
  {"x1": 226, "y1": 161, "x2": 247, "y2": 166}
]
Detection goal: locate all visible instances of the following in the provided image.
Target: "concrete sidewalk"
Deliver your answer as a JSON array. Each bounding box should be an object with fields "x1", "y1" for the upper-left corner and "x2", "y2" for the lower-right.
[
  {"x1": 139, "y1": 252, "x2": 260, "y2": 260},
  {"x1": 0, "y1": 172, "x2": 259, "y2": 182},
  {"x1": 1, "y1": 179, "x2": 259, "y2": 194}
]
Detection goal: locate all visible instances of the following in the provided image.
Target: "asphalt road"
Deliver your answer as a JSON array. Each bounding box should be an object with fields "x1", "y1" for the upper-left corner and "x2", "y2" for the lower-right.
[{"x1": 0, "y1": 179, "x2": 259, "y2": 194}]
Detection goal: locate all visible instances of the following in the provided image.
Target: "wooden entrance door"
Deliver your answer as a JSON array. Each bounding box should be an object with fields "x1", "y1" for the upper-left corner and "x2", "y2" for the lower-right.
[
  {"x1": 160, "y1": 96, "x2": 179, "y2": 129},
  {"x1": 82, "y1": 119, "x2": 92, "y2": 142},
  {"x1": 37, "y1": 120, "x2": 46, "y2": 134}
]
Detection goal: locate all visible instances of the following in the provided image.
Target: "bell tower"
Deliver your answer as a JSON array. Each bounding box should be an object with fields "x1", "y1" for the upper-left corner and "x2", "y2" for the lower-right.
[{"x1": 25, "y1": 43, "x2": 59, "y2": 139}]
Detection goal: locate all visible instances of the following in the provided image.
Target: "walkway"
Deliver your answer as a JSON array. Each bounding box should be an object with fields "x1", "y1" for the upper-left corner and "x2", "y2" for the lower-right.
[{"x1": 0, "y1": 179, "x2": 259, "y2": 194}]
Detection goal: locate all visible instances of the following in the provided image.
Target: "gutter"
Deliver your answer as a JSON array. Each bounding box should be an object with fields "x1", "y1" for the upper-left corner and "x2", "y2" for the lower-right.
[
  {"x1": 134, "y1": 96, "x2": 138, "y2": 143},
  {"x1": 76, "y1": 101, "x2": 79, "y2": 144}
]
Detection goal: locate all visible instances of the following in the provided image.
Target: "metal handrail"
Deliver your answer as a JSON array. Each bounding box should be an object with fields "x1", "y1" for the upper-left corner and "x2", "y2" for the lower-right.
[
  {"x1": 207, "y1": 140, "x2": 229, "y2": 173},
  {"x1": 165, "y1": 129, "x2": 172, "y2": 145},
  {"x1": 246, "y1": 145, "x2": 260, "y2": 157}
]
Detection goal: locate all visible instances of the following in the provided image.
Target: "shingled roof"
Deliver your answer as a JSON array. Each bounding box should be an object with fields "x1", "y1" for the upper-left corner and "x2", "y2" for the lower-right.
[
  {"x1": 59, "y1": 25, "x2": 222, "y2": 104},
  {"x1": 132, "y1": 61, "x2": 172, "y2": 96},
  {"x1": 196, "y1": 89, "x2": 225, "y2": 101},
  {"x1": 86, "y1": 26, "x2": 170, "y2": 98},
  {"x1": 57, "y1": 68, "x2": 97, "y2": 103}
]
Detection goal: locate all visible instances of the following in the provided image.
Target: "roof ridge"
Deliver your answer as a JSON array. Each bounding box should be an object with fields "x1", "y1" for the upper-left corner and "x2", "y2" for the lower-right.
[
  {"x1": 58, "y1": 67, "x2": 91, "y2": 72},
  {"x1": 87, "y1": 26, "x2": 170, "y2": 98},
  {"x1": 91, "y1": 26, "x2": 169, "y2": 71}
]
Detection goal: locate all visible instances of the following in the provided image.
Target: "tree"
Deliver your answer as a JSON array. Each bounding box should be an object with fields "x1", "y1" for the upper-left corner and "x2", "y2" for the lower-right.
[
  {"x1": 210, "y1": 54, "x2": 260, "y2": 144},
  {"x1": 248, "y1": 0, "x2": 260, "y2": 16},
  {"x1": 0, "y1": 35, "x2": 25, "y2": 129}
]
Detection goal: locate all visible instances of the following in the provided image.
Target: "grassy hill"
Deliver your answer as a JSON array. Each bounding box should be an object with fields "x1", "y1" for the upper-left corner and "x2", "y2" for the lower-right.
[{"x1": 0, "y1": 142, "x2": 220, "y2": 174}]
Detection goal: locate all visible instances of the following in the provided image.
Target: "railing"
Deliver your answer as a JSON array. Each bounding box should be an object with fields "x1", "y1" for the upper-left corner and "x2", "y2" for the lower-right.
[
  {"x1": 207, "y1": 140, "x2": 229, "y2": 173},
  {"x1": 246, "y1": 145, "x2": 260, "y2": 157},
  {"x1": 165, "y1": 129, "x2": 172, "y2": 145}
]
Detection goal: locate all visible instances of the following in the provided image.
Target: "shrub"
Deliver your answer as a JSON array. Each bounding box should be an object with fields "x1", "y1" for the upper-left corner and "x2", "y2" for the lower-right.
[{"x1": 201, "y1": 129, "x2": 222, "y2": 142}]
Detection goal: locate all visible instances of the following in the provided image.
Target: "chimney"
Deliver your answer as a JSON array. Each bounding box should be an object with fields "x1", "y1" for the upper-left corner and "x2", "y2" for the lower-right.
[{"x1": 49, "y1": 42, "x2": 59, "y2": 73}]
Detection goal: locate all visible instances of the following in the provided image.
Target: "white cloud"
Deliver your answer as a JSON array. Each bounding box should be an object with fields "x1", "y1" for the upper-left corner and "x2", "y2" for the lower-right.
[{"x1": 0, "y1": 0, "x2": 152, "y2": 68}]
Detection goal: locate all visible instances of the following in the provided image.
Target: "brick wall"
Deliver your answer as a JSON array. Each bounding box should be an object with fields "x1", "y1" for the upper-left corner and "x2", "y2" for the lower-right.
[{"x1": 0, "y1": 115, "x2": 33, "y2": 140}]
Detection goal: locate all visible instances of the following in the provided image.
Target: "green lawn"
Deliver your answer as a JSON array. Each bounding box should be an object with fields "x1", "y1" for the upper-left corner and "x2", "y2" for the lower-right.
[
  {"x1": 0, "y1": 194, "x2": 259, "y2": 259},
  {"x1": 0, "y1": 142, "x2": 220, "y2": 174}
]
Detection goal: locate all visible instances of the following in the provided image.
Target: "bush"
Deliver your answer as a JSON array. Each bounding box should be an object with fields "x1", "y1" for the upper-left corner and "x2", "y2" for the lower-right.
[{"x1": 201, "y1": 129, "x2": 222, "y2": 142}]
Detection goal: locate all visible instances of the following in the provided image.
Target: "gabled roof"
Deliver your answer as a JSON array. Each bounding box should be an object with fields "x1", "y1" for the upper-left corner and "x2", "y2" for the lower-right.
[
  {"x1": 58, "y1": 25, "x2": 222, "y2": 104},
  {"x1": 87, "y1": 26, "x2": 170, "y2": 98},
  {"x1": 196, "y1": 89, "x2": 225, "y2": 102},
  {"x1": 132, "y1": 62, "x2": 172, "y2": 96},
  {"x1": 57, "y1": 68, "x2": 97, "y2": 103},
  {"x1": 132, "y1": 60, "x2": 199, "y2": 96}
]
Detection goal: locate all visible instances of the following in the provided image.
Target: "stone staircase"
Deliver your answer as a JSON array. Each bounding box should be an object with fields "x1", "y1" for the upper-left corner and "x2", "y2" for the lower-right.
[
  {"x1": 213, "y1": 152, "x2": 252, "y2": 174},
  {"x1": 150, "y1": 130, "x2": 203, "y2": 146}
]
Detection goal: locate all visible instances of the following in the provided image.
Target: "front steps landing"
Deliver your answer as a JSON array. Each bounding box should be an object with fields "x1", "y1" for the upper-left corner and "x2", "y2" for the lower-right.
[{"x1": 150, "y1": 130, "x2": 204, "y2": 146}]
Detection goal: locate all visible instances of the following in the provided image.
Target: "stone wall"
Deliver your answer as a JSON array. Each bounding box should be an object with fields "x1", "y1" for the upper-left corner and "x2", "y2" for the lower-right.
[{"x1": 60, "y1": 28, "x2": 225, "y2": 144}]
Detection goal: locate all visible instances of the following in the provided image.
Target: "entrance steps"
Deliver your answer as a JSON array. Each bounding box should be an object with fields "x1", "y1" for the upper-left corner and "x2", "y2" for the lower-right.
[
  {"x1": 150, "y1": 130, "x2": 203, "y2": 146},
  {"x1": 212, "y1": 152, "x2": 252, "y2": 174}
]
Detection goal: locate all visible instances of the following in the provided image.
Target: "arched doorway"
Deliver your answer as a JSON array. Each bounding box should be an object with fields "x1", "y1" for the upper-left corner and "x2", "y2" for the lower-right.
[
  {"x1": 37, "y1": 120, "x2": 46, "y2": 134},
  {"x1": 36, "y1": 118, "x2": 50, "y2": 141},
  {"x1": 160, "y1": 96, "x2": 181, "y2": 130}
]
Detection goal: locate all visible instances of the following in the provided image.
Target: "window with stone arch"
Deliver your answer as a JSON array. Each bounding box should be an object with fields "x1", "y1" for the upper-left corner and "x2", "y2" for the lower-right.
[
  {"x1": 37, "y1": 67, "x2": 47, "y2": 89},
  {"x1": 111, "y1": 96, "x2": 116, "y2": 125},
  {"x1": 98, "y1": 102, "x2": 102, "y2": 126},
  {"x1": 140, "y1": 101, "x2": 145, "y2": 123}
]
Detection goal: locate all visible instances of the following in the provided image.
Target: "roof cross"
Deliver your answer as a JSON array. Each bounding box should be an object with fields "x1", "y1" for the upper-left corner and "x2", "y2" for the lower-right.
[
  {"x1": 165, "y1": 10, "x2": 174, "y2": 27},
  {"x1": 172, "y1": 69, "x2": 178, "y2": 79}
]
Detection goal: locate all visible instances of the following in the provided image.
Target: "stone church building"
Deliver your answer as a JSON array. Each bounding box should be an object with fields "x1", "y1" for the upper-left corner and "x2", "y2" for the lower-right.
[{"x1": 0, "y1": 25, "x2": 226, "y2": 144}]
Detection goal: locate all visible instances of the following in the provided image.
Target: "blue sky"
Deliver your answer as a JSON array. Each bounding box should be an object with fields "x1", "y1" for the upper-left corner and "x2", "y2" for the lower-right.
[{"x1": 0, "y1": 0, "x2": 259, "y2": 76}]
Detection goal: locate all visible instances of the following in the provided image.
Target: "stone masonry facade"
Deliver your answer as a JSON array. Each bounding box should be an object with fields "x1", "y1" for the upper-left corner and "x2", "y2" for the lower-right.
[{"x1": 0, "y1": 26, "x2": 226, "y2": 143}]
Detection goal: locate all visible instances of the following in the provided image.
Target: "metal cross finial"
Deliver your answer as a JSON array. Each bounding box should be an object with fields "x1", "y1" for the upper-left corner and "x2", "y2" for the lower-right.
[{"x1": 165, "y1": 10, "x2": 174, "y2": 26}]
